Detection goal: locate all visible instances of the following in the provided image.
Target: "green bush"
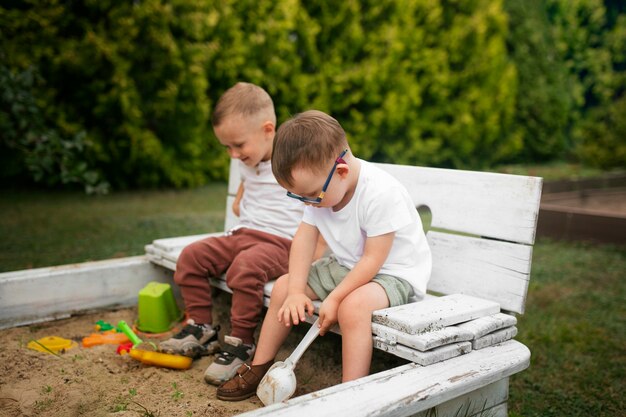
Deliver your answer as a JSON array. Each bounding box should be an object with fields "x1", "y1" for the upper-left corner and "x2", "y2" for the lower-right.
[
  {"x1": 1, "y1": 0, "x2": 520, "y2": 188},
  {"x1": 1, "y1": 0, "x2": 226, "y2": 189},
  {"x1": 504, "y1": 0, "x2": 572, "y2": 162},
  {"x1": 1, "y1": 0, "x2": 623, "y2": 189},
  {"x1": 575, "y1": 93, "x2": 626, "y2": 168},
  {"x1": 547, "y1": 0, "x2": 626, "y2": 168},
  {"x1": 0, "y1": 63, "x2": 109, "y2": 193}
]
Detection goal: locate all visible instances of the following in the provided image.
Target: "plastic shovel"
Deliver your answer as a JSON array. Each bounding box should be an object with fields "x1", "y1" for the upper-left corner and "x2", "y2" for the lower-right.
[{"x1": 257, "y1": 318, "x2": 321, "y2": 406}]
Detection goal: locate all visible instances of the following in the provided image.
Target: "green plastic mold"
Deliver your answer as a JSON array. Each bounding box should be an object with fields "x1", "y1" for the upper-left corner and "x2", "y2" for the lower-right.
[{"x1": 136, "y1": 282, "x2": 183, "y2": 333}]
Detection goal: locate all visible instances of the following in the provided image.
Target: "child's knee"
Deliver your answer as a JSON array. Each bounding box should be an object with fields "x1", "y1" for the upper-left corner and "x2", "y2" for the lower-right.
[
  {"x1": 269, "y1": 274, "x2": 289, "y2": 303},
  {"x1": 337, "y1": 298, "x2": 367, "y2": 328},
  {"x1": 173, "y1": 245, "x2": 199, "y2": 285}
]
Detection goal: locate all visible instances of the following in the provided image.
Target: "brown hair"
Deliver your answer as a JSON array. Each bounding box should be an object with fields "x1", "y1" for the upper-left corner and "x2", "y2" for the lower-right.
[
  {"x1": 211, "y1": 82, "x2": 276, "y2": 127},
  {"x1": 272, "y1": 110, "x2": 349, "y2": 187}
]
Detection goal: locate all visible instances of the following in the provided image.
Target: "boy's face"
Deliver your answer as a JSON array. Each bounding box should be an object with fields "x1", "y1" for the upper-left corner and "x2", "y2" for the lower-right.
[
  {"x1": 287, "y1": 162, "x2": 349, "y2": 210},
  {"x1": 214, "y1": 114, "x2": 274, "y2": 167}
]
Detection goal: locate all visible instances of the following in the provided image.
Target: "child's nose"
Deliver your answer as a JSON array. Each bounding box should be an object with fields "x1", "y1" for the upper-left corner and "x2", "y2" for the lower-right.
[{"x1": 228, "y1": 148, "x2": 240, "y2": 159}]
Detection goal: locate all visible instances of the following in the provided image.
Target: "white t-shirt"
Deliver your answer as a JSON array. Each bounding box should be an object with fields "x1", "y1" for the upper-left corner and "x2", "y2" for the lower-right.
[
  {"x1": 235, "y1": 160, "x2": 303, "y2": 240},
  {"x1": 302, "y1": 159, "x2": 432, "y2": 296}
]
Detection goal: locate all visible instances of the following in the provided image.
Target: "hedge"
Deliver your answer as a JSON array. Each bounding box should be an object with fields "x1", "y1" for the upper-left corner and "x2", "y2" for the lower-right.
[{"x1": 0, "y1": 0, "x2": 624, "y2": 190}]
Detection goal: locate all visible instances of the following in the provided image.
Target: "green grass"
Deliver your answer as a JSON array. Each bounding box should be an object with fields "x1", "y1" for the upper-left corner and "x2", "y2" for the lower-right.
[
  {"x1": 0, "y1": 185, "x2": 227, "y2": 271},
  {"x1": 0, "y1": 185, "x2": 624, "y2": 416},
  {"x1": 509, "y1": 239, "x2": 625, "y2": 417}
]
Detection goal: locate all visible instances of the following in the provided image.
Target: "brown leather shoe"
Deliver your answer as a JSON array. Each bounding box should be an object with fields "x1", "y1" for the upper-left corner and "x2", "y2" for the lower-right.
[{"x1": 216, "y1": 360, "x2": 274, "y2": 401}]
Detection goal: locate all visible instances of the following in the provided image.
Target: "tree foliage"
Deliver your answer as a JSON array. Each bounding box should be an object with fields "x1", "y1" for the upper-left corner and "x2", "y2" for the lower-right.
[
  {"x1": 0, "y1": 0, "x2": 624, "y2": 189},
  {"x1": 504, "y1": 0, "x2": 572, "y2": 161}
]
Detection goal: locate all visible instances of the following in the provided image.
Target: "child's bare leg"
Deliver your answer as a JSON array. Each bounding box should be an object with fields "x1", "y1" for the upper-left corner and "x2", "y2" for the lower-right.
[
  {"x1": 252, "y1": 274, "x2": 290, "y2": 365},
  {"x1": 251, "y1": 274, "x2": 288, "y2": 364},
  {"x1": 337, "y1": 282, "x2": 389, "y2": 381},
  {"x1": 253, "y1": 274, "x2": 319, "y2": 365}
]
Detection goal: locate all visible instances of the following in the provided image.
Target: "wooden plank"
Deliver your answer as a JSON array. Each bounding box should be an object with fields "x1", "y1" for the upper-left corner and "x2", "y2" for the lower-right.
[
  {"x1": 372, "y1": 323, "x2": 474, "y2": 352},
  {"x1": 456, "y1": 313, "x2": 517, "y2": 339},
  {"x1": 375, "y1": 163, "x2": 543, "y2": 245},
  {"x1": 473, "y1": 327, "x2": 518, "y2": 350},
  {"x1": 152, "y1": 233, "x2": 219, "y2": 252},
  {"x1": 537, "y1": 205, "x2": 626, "y2": 245},
  {"x1": 374, "y1": 339, "x2": 472, "y2": 366},
  {"x1": 147, "y1": 225, "x2": 534, "y2": 316},
  {"x1": 372, "y1": 294, "x2": 500, "y2": 335},
  {"x1": 0, "y1": 256, "x2": 173, "y2": 330},
  {"x1": 238, "y1": 340, "x2": 530, "y2": 417},
  {"x1": 148, "y1": 247, "x2": 183, "y2": 264},
  {"x1": 413, "y1": 378, "x2": 508, "y2": 417},
  {"x1": 427, "y1": 231, "x2": 532, "y2": 314}
]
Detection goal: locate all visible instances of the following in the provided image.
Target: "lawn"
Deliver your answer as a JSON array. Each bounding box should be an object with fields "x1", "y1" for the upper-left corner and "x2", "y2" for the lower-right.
[
  {"x1": 0, "y1": 185, "x2": 227, "y2": 271},
  {"x1": 0, "y1": 183, "x2": 624, "y2": 416}
]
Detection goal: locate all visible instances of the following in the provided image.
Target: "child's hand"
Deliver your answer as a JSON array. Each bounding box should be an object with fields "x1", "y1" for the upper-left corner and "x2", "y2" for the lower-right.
[
  {"x1": 318, "y1": 296, "x2": 339, "y2": 336},
  {"x1": 278, "y1": 294, "x2": 314, "y2": 326}
]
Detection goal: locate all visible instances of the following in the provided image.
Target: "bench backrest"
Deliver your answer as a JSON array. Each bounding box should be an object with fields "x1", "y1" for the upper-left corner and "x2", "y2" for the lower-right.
[{"x1": 226, "y1": 160, "x2": 543, "y2": 314}]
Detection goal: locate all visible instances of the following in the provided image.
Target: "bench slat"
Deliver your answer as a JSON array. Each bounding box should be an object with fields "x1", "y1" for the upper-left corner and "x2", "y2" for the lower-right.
[
  {"x1": 427, "y1": 231, "x2": 532, "y2": 314},
  {"x1": 227, "y1": 161, "x2": 543, "y2": 245},
  {"x1": 376, "y1": 163, "x2": 542, "y2": 245},
  {"x1": 146, "y1": 230, "x2": 533, "y2": 314},
  {"x1": 238, "y1": 340, "x2": 530, "y2": 417},
  {"x1": 152, "y1": 233, "x2": 221, "y2": 252},
  {"x1": 372, "y1": 294, "x2": 500, "y2": 334},
  {"x1": 413, "y1": 379, "x2": 509, "y2": 417}
]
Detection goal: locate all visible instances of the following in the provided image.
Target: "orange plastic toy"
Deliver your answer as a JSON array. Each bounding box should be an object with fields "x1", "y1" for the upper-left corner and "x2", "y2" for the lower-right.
[{"x1": 82, "y1": 331, "x2": 130, "y2": 347}]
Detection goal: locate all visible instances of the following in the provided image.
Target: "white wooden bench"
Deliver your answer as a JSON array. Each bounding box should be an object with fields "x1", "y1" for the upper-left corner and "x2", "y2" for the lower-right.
[{"x1": 145, "y1": 159, "x2": 543, "y2": 417}]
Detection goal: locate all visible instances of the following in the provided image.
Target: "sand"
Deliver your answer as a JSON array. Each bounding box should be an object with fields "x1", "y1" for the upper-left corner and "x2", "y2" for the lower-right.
[{"x1": 0, "y1": 292, "x2": 406, "y2": 417}]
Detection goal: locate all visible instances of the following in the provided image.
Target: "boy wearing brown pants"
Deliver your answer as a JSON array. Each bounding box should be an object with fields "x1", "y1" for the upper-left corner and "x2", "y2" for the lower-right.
[{"x1": 159, "y1": 83, "x2": 305, "y2": 385}]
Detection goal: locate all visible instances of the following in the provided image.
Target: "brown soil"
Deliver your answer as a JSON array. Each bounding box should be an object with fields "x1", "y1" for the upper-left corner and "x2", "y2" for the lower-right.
[
  {"x1": 541, "y1": 187, "x2": 626, "y2": 214},
  {"x1": 0, "y1": 292, "x2": 406, "y2": 417}
]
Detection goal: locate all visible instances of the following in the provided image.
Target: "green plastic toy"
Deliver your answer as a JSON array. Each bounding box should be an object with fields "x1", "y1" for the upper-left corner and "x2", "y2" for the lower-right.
[{"x1": 117, "y1": 320, "x2": 156, "y2": 350}]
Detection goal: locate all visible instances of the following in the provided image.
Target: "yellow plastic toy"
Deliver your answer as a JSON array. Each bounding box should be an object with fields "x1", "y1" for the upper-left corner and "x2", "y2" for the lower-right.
[
  {"x1": 117, "y1": 320, "x2": 191, "y2": 370},
  {"x1": 27, "y1": 336, "x2": 77, "y2": 354},
  {"x1": 128, "y1": 348, "x2": 192, "y2": 370}
]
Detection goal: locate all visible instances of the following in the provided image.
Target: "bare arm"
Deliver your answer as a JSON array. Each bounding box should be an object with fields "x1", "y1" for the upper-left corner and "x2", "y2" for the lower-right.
[
  {"x1": 318, "y1": 232, "x2": 395, "y2": 334},
  {"x1": 232, "y1": 181, "x2": 244, "y2": 217},
  {"x1": 278, "y1": 222, "x2": 319, "y2": 325},
  {"x1": 313, "y1": 234, "x2": 328, "y2": 260}
]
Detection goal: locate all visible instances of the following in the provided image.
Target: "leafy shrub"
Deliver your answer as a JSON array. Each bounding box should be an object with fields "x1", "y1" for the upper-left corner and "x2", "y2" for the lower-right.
[
  {"x1": 0, "y1": 63, "x2": 109, "y2": 193},
  {"x1": 575, "y1": 93, "x2": 626, "y2": 168},
  {"x1": 1, "y1": 0, "x2": 225, "y2": 189},
  {"x1": 1, "y1": 0, "x2": 623, "y2": 190},
  {"x1": 547, "y1": 0, "x2": 626, "y2": 168},
  {"x1": 504, "y1": 0, "x2": 572, "y2": 162}
]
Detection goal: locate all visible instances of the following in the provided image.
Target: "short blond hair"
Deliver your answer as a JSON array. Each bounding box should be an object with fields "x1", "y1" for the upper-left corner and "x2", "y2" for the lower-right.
[
  {"x1": 272, "y1": 110, "x2": 349, "y2": 187},
  {"x1": 211, "y1": 82, "x2": 276, "y2": 127}
]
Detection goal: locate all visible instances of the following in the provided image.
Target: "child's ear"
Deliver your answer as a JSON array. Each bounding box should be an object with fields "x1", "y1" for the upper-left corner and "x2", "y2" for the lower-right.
[
  {"x1": 336, "y1": 163, "x2": 349, "y2": 178},
  {"x1": 262, "y1": 121, "x2": 275, "y2": 135}
]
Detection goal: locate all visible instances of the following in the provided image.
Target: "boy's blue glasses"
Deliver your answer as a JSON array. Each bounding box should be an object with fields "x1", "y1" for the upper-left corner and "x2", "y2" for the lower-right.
[{"x1": 286, "y1": 149, "x2": 349, "y2": 204}]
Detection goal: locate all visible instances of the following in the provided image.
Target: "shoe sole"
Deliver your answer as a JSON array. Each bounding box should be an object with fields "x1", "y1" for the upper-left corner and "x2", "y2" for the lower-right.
[
  {"x1": 205, "y1": 375, "x2": 228, "y2": 386},
  {"x1": 161, "y1": 340, "x2": 221, "y2": 359},
  {"x1": 216, "y1": 391, "x2": 257, "y2": 401}
]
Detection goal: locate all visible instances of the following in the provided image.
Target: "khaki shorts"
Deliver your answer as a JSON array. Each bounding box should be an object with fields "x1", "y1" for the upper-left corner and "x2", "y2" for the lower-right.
[{"x1": 307, "y1": 257, "x2": 413, "y2": 307}]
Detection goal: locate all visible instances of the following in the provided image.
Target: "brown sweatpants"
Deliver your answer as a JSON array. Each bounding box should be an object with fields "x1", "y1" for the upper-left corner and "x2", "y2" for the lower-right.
[{"x1": 174, "y1": 228, "x2": 291, "y2": 345}]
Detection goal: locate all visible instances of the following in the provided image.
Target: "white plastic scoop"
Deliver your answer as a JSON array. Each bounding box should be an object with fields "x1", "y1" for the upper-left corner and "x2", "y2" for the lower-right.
[{"x1": 257, "y1": 318, "x2": 321, "y2": 406}]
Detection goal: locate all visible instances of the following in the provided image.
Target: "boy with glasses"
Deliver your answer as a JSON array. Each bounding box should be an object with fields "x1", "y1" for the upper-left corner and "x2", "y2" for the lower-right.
[
  {"x1": 217, "y1": 110, "x2": 432, "y2": 401},
  {"x1": 159, "y1": 83, "x2": 314, "y2": 386}
]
